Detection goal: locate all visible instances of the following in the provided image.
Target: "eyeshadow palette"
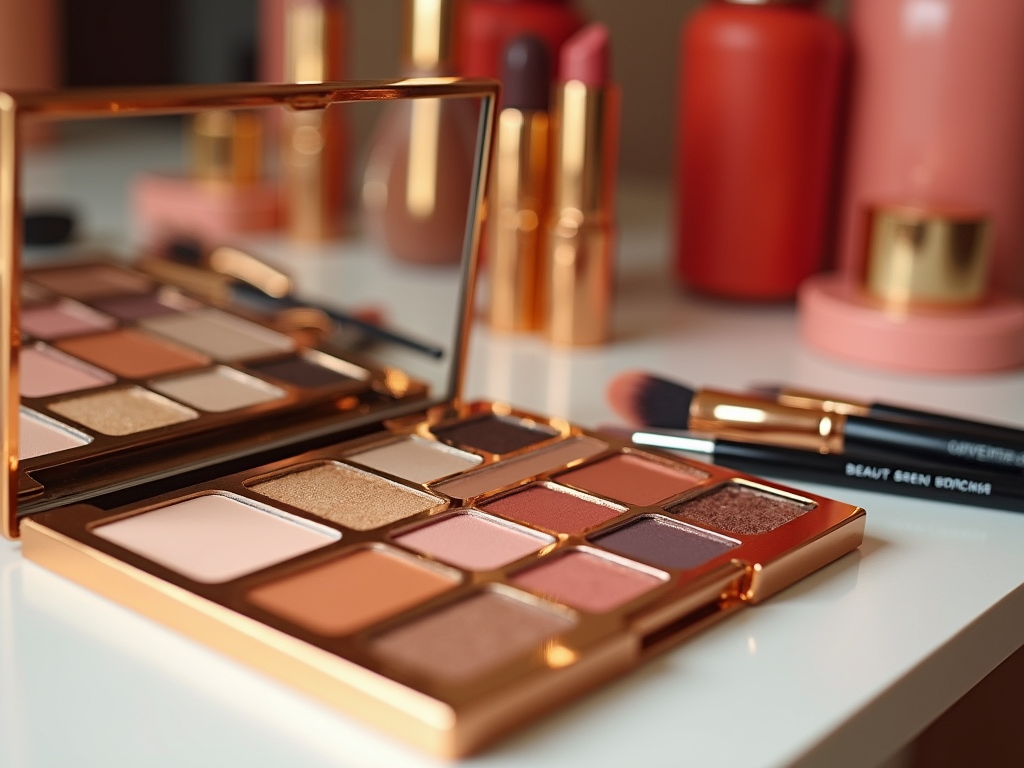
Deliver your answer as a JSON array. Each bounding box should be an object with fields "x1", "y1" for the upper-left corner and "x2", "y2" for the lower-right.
[{"x1": 3, "y1": 82, "x2": 865, "y2": 759}]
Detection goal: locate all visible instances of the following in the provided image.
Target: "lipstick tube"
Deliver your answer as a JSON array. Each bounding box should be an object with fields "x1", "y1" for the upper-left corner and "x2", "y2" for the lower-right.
[
  {"x1": 489, "y1": 35, "x2": 551, "y2": 332},
  {"x1": 544, "y1": 23, "x2": 620, "y2": 346},
  {"x1": 280, "y1": 0, "x2": 347, "y2": 242}
]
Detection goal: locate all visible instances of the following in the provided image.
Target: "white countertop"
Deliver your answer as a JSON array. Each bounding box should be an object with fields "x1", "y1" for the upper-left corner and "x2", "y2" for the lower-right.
[{"x1": 4, "y1": 171, "x2": 1024, "y2": 768}]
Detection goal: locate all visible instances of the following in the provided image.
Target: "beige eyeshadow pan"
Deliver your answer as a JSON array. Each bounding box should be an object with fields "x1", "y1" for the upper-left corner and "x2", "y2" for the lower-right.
[
  {"x1": 249, "y1": 461, "x2": 444, "y2": 531},
  {"x1": 48, "y1": 386, "x2": 198, "y2": 436}
]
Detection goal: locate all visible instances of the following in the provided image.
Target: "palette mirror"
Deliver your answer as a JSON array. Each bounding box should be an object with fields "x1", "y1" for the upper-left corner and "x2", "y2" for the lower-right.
[{"x1": 2, "y1": 81, "x2": 495, "y2": 537}]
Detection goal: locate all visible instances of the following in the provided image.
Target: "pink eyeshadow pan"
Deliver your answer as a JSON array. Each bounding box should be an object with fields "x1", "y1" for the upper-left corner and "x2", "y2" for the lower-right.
[
  {"x1": 511, "y1": 550, "x2": 665, "y2": 613},
  {"x1": 20, "y1": 345, "x2": 115, "y2": 398},
  {"x1": 479, "y1": 483, "x2": 624, "y2": 535},
  {"x1": 21, "y1": 301, "x2": 116, "y2": 340},
  {"x1": 394, "y1": 512, "x2": 554, "y2": 571},
  {"x1": 557, "y1": 453, "x2": 709, "y2": 506}
]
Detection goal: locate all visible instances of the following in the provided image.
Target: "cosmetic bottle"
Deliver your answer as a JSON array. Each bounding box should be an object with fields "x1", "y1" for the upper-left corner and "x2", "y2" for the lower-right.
[
  {"x1": 675, "y1": 0, "x2": 845, "y2": 300},
  {"x1": 133, "y1": 110, "x2": 280, "y2": 250},
  {"x1": 0, "y1": 0, "x2": 59, "y2": 145},
  {"x1": 271, "y1": 0, "x2": 349, "y2": 242},
  {"x1": 455, "y1": 0, "x2": 586, "y2": 81},
  {"x1": 799, "y1": 204, "x2": 1024, "y2": 372},
  {"x1": 362, "y1": 0, "x2": 478, "y2": 264},
  {"x1": 835, "y1": 0, "x2": 1024, "y2": 300}
]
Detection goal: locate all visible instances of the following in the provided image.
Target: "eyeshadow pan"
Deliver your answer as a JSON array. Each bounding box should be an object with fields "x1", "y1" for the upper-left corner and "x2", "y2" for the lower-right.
[
  {"x1": 21, "y1": 300, "x2": 116, "y2": 340},
  {"x1": 592, "y1": 516, "x2": 739, "y2": 571},
  {"x1": 93, "y1": 493, "x2": 338, "y2": 583},
  {"x1": 245, "y1": 355, "x2": 358, "y2": 389},
  {"x1": 511, "y1": 550, "x2": 665, "y2": 613},
  {"x1": 431, "y1": 413, "x2": 558, "y2": 454},
  {"x1": 49, "y1": 386, "x2": 198, "y2": 436},
  {"x1": 92, "y1": 291, "x2": 199, "y2": 321},
  {"x1": 150, "y1": 366, "x2": 285, "y2": 413},
  {"x1": 248, "y1": 548, "x2": 457, "y2": 636},
  {"x1": 557, "y1": 453, "x2": 709, "y2": 506},
  {"x1": 349, "y1": 436, "x2": 482, "y2": 484},
  {"x1": 142, "y1": 308, "x2": 295, "y2": 361},
  {"x1": 29, "y1": 264, "x2": 153, "y2": 299},
  {"x1": 434, "y1": 436, "x2": 607, "y2": 500},
  {"x1": 669, "y1": 483, "x2": 815, "y2": 536},
  {"x1": 56, "y1": 329, "x2": 209, "y2": 378},
  {"x1": 249, "y1": 461, "x2": 442, "y2": 531},
  {"x1": 480, "y1": 484, "x2": 624, "y2": 535},
  {"x1": 19, "y1": 407, "x2": 91, "y2": 460},
  {"x1": 370, "y1": 591, "x2": 575, "y2": 684},
  {"x1": 20, "y1": 345, "x2": 115, "y2": 398},
  {"x1": 394, "y1": 511, "x2": 553, "y2": 571}
]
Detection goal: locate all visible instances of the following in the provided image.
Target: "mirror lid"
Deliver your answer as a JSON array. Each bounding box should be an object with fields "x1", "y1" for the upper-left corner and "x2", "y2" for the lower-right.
[{"x1": 1, "y1": 78, "x2": 498, "y2": 539}]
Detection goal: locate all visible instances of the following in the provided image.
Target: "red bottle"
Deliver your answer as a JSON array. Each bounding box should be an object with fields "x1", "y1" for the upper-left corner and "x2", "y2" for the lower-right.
[
  {"x1": 676, "y1": 0, "x2": 845, "y2": 300},
  {"x1": 456, "y1": 0, "x2": 585, "y2": 80}
]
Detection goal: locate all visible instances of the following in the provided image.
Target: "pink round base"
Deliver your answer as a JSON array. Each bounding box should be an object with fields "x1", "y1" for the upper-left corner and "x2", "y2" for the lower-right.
[{"x1": 798, "y1": 273, "x2": 1024, "y2": 373}]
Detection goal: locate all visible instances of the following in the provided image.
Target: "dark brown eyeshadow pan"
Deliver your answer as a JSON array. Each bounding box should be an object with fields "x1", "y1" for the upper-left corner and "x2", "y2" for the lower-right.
[
  {"x1": 431, "y1": 414, "x2": 558, "y2": 454},
  {"x1": 668, "y1": 483, "x2": 815, "y2": 536},
  {"x1": 246, "y1": 356, "x2": 356, "y2": 389}
]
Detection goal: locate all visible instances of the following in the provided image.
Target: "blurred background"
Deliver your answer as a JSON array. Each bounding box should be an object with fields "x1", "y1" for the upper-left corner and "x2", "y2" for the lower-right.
[{"x1": 54, "y1": 0, "x2": 844, "y2": 184}]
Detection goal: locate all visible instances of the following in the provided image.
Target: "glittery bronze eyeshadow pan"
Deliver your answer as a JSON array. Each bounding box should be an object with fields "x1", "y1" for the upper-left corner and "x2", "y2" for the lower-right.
[{"x1": 668, "y1": 483, "x2": 816, "y2": 536}]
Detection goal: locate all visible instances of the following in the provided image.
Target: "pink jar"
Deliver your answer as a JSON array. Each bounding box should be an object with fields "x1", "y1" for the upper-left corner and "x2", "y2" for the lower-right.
[{"x1": 838, "y1": 0, "x2": 1024, "y2": 298}]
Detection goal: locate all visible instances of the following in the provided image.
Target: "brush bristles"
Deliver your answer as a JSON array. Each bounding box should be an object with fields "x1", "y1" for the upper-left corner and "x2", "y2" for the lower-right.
[{"x1": 606, "y1": 371, "x2": 694, "y2": 429}]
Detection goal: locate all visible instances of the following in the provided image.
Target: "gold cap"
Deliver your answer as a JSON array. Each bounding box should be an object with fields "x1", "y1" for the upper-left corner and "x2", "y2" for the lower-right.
[
  {"x1": 403, "y1": 0, "x2": 456, "y2": 75},
  {"x1": 191, "y1": 110, "x2": 262, "y2": 184},
  {"x1": 862, "y1": 205, "x2": 992, "y2": 309}
]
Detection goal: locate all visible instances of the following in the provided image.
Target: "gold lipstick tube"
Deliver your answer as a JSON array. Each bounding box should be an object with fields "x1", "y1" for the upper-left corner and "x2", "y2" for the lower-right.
[
  {"x1": 488, "y1": 107, "x2": 549, "y2": 331},
  {"x1": 281, "y1": 0, "x2": 347, "y2": 242},
  {"x1": 689, "y1": 389, "x2": 847, "y2": 453},
  {"x1": 544, "y1": 80, "x2": 620, "y2": 346}
]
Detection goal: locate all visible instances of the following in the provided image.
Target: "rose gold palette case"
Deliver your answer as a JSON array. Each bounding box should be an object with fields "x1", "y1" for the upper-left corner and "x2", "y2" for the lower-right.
[{"x1": 1, "y1": 81, "x2": 866, "y2": 758}]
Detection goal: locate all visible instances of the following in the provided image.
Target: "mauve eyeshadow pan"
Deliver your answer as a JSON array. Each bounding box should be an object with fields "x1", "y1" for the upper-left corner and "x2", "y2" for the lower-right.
[
  {"x1": 511, "y1": 550, "x2": 664, "y2": 613},
  {"x1": 592, "y1": 516, "x2": 738, "y2": 571},
  {"x1": 669, "y1": 483, "x2": 815, "y2": 536},
  {"x1": 431, "y1": 414, "x2": 558, "y2": 454}
]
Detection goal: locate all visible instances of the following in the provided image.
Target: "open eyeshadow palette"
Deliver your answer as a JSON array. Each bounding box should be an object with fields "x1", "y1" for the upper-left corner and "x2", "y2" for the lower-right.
[{"x1": 2, "y1": 83, "x2": 865, "y2": 758}]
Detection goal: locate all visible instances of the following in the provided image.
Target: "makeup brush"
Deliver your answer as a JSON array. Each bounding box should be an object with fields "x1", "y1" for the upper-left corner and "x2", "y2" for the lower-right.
[
  {"x1": 606, "y1": 371, "x2": 1024, "y2": 475},
  {"x1": 749, "y1": 384, "x2": 1024, "y2": 444}
]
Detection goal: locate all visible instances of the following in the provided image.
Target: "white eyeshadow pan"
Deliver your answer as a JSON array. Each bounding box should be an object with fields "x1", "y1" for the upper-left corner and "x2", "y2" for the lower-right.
[
  {"x1": 141, "y1": 308, "x2": 295, "y2": 361},
  {"x1": 151, "y1": 366, "x2": 285, "y2": 413},
  {"x1": 92, "y1": 493, "x2": 340, "y2": 583},
  {"x1": 19, "y1": 407, "x2": 92, "y2": 460},
  {"x1": 348, "y1": 436, "x2": 482, "y2": 483}
]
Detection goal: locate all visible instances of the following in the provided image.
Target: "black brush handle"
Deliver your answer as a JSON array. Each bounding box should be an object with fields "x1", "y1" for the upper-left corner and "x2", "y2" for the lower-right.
[
  {"x1": 868, "y1": 403, "x2": 1024, "y2": 445},
  {"x1": 845, "y1": 415, "x2": 1024, "y2": 474},
  {"x1": 710, "y1": 441, "x2": 1024, "y2": 512}
]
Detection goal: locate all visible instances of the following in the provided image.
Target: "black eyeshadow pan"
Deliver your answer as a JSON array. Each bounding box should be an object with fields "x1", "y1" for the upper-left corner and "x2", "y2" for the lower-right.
[
  {"x1": 246, "y1": 356, "x2": 357, "y2": 389},
  {"x1": 431, "y1": 414, "x2": 558, "y2": 454}
]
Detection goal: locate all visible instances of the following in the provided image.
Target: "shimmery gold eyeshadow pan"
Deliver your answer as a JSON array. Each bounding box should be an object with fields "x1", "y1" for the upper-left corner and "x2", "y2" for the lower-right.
[{"x1": 6, "y1": 83, "x2": 866, "y2": 760}]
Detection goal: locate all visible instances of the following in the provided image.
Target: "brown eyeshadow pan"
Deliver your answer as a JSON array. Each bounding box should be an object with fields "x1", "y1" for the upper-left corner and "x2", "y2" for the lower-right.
[
  {"x1": 431, "y1": 413, "x2": 558, "y2": 454},
  {"x1": 668, "y1": 483, "x2": 815, "y2": 536},
  {"x1": 55, "y1": 329, "x2": 209, "y2": 378},
  {"x1": 369, "y1": 590, "x2": 575, "y2": 684}
]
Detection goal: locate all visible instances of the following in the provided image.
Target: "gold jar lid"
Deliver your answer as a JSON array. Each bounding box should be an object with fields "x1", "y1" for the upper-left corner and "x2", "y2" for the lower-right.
[{"x1": 861, "y1": 205, "x2": 992, "y2": 309}]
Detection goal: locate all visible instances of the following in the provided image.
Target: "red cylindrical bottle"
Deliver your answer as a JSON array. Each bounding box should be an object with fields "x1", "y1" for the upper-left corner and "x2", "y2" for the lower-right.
[
  {"x1": 676, "y1": 0, "x2": 845, "y2": 300},
  {"x1": 455, "y1": 0, "x2": 585, "y2": 80}
]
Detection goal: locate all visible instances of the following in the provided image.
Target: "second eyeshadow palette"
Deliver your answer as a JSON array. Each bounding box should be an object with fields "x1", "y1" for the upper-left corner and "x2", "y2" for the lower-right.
[
  {"x1": 17, "y1": 261, "x2": 414, "y2": 512},
  {"x1": 23, "y1": 402, "x2": 866, "y2": 757}
]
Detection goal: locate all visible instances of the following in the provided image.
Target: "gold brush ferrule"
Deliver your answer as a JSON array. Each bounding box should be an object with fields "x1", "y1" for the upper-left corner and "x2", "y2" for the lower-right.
[
  {"x1": 774, "y1": 387, "x2": 872, "y2": 417},
  {"x1": 488, "y1": 108, "x2": 550, "y2": 332},
  {"x1": 689, "y1": 389, "x2": 847, "y2": 453},
  {"x1": 544, "y1": 81, "x2": 620, "y2": 346},
  {"x1": 192, "y1": 110, "x2": 262, "y2": 185}
]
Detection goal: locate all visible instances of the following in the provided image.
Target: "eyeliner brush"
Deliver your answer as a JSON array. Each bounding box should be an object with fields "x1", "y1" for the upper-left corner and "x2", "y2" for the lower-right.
[
  {"x1": 750, "y1": 384, "x2": 1024, "y2": 445},
  {"x1": 606, "y1": 371, "x2": 1024, "y2": 475},
  {"x1": 620, "y1": 427, "x2": 1024, "y2": 513}
]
